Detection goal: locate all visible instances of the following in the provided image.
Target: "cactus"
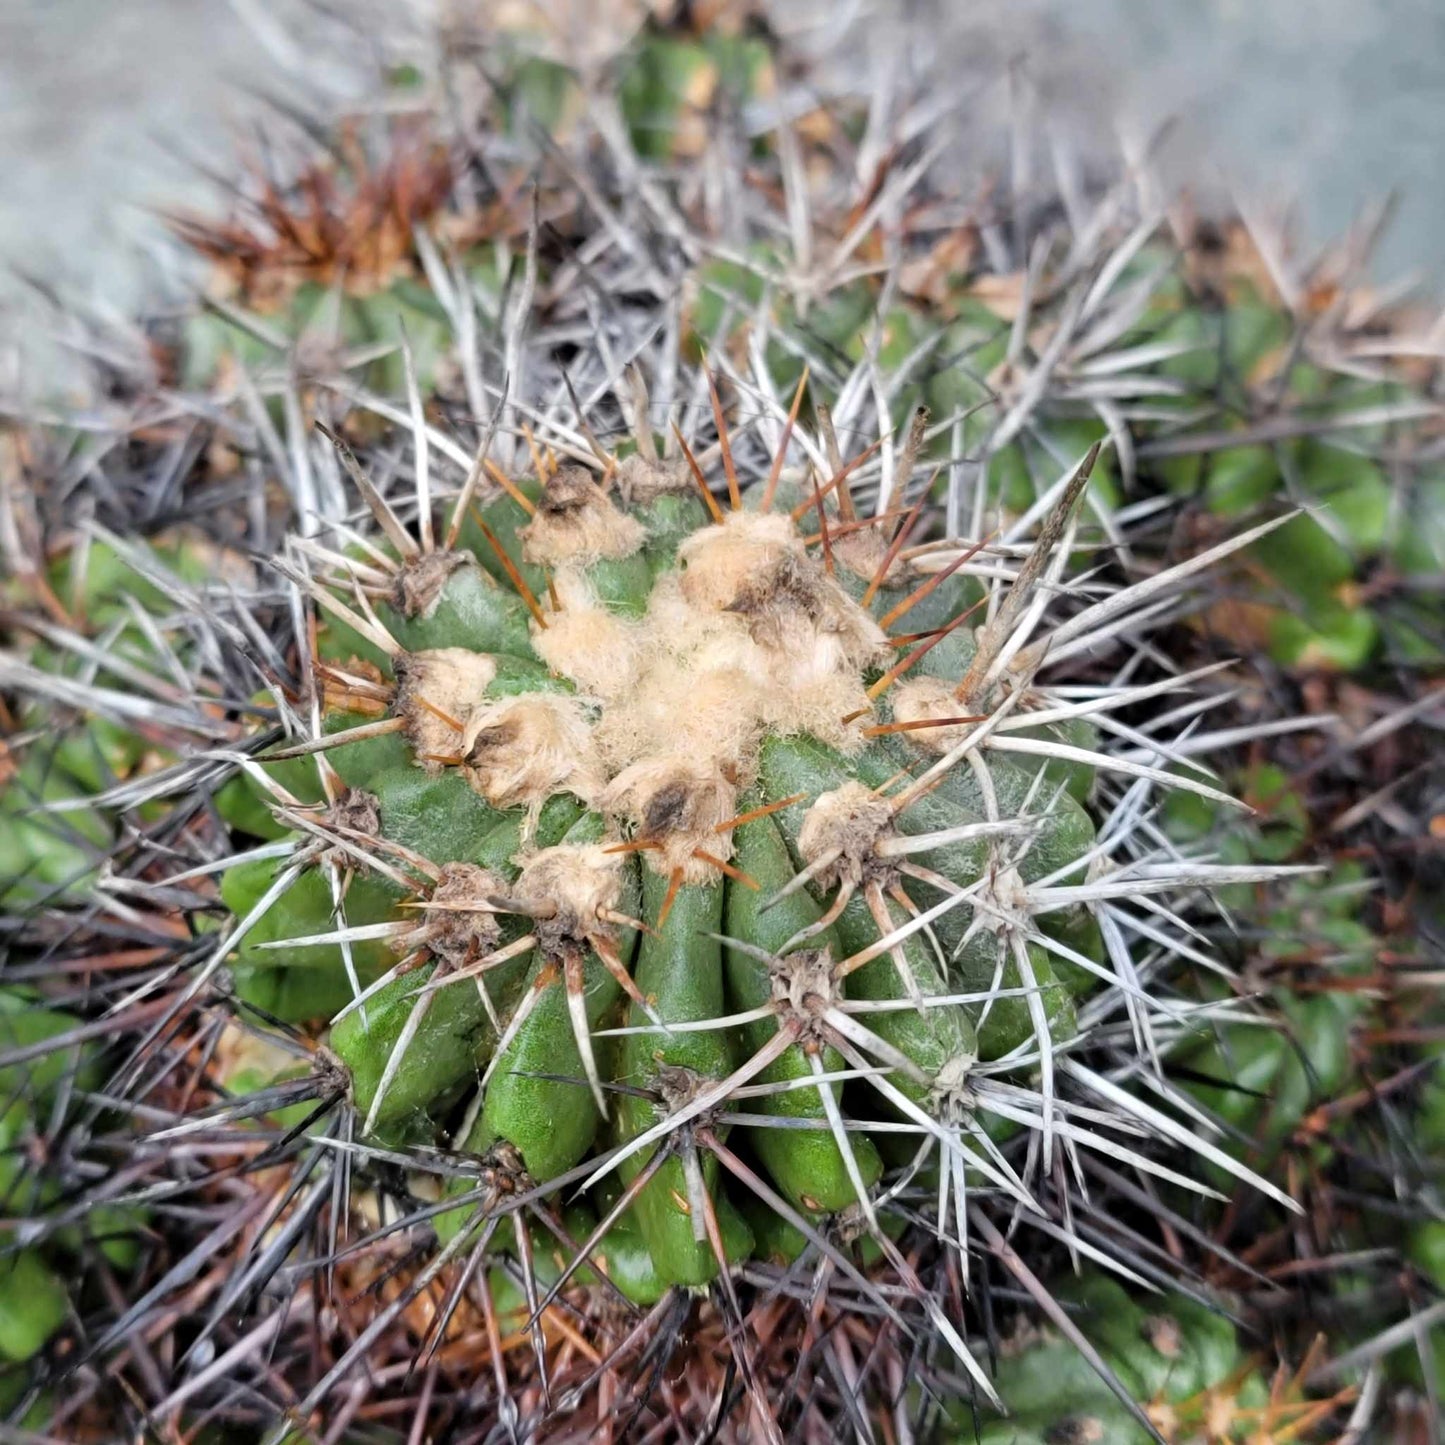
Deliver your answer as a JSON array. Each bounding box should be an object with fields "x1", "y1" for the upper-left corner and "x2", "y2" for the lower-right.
[
  {"x1": 2, "y1": 8, "x2": 1438, "y2": 1442},
  {"x1": 219, "y1": 366, "x2": 1316, "y2": 1276},
  {"x1": 5, "y1": 349, "x2": 1324, "y2": 1438},
  {"x1": 954, "y1": 1275, "x2": 1355, "y2": 1444},
  {"x1": 0, "y1": 990, "x2": 148, "y2": 1422},
  {"x1": 1158, "y1": 769, "x2": 1375, "y2": 1182}
]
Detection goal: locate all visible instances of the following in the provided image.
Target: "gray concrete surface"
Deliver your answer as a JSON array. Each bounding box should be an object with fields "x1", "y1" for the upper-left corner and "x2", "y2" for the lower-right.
[
  {"x1": 904, "y1": 0, "x2": 1445, "y2": 283},
  {"x1": 0, "y1": 0, "x2": 428, "y2": 398},
  {"x1": 2, "y1": 1, "x2": 1443, "y2": 397}
]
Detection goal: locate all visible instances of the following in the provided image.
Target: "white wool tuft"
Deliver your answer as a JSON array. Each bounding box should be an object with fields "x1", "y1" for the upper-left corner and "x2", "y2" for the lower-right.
[
  {"x1": 797, "y1": 781, "x2": 895, "y2": 888},
  {"x1": 520, "y1": 465, "x2": 647, "y2": 566},
  {"x1": 675, "y1": 510, "x2": 799, "y2": 614},
  {"x1": 531, "y1": 565, "x2": 648, "y2": 703},
  {"x1": 461, "y1": 692, "x2": 603, "y2": 810},
  {"x1": 891, "y1": 675, "x2": 977, "y2": 755},
  {"x1": 601, "y1": 757, "x2": 738, "y2": 882},
  {"x1": 395, "y1": 648, "x2": 498, "y2": 767},
  {"x1": 390, "y1": 505, "x2": 907, "y2": 888},
  {"x1": 513, "y1": 842, "x2": 625, "y2": 955}
]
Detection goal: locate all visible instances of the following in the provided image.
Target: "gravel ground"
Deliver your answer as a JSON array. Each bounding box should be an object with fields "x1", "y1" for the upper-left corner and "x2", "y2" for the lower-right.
[{"x1": 2, "y1": 0, "x2": 1443, "y2": 395}]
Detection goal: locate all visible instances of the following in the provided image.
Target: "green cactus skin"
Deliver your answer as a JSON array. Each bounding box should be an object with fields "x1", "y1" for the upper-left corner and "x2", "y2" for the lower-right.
[
  {"x1": 723, "y1": 800, "x2": 883, "y2": 1213},
  {"x1": 0, "y1": 1252, "x2": 69, "y2": 1366},
  {"x1": 613, "y1": 872, "x2": 752, "y2": 1287},
  {"x1": 0, "y1": 993, "x2": 148, "y2": 1371}
]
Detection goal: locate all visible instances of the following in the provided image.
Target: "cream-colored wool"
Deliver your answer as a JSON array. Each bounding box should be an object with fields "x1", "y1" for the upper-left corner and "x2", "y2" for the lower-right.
[
  {"x1": 932, "y1": 1053, "x2": 977, "y2": 1100},
  {"x1": 757, "y1": 670, "x2": 873, "y2": 756},
  {"x1": 640, "y1": 569, "x2": 760, "y2": 675},
  {"x1": 422, "y1": 862, "x2": 507, "y2": 966},
  {"x1": 519, "y1": 465, "x2": 647, "y2": 566},
  {"x1": 394, "y1": 648, "x2": 497, "y2": 766},
  {"x1": 891, "y1": 675, "x2": 978, "y2": 756},
  {"x1": 530, "y1": 565, "x2": 647, "y2": 704},
  {"x1": 645, "y1": 568, "x2": 872, "y2": 752},
  {"x1": 675, "y1": 510, "x2": 800, "y2": 614},
  {"x1": 461, "y1": 693, "x2": 604, "y2": 811},
  {"x1": 601, "y1": 758, "x2": 738, "y2": 882},
  {"x1": 469, "y1": 505, "x2": 899, "y2": 880},
  {"x1": 513, "y1": 843, "x2": 625, "y2": 958},
  {"x1": 797, "y1": 781, "x2": 896, "y2": 889},
  {"x1": 591, "y1": 647, "x2": 765, "y2": 779},
  {"x1": 677, "y1": 510, "x2": 886, "y2": 669},
  {"x1": 612, "y1": 521, "x2": 881, "y2": 771}
]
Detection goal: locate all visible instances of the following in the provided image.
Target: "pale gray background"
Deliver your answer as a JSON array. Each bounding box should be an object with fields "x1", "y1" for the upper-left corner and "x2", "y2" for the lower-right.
[{"x1": 2, "y1": 0, "x2": 1442, "y2": 395}]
